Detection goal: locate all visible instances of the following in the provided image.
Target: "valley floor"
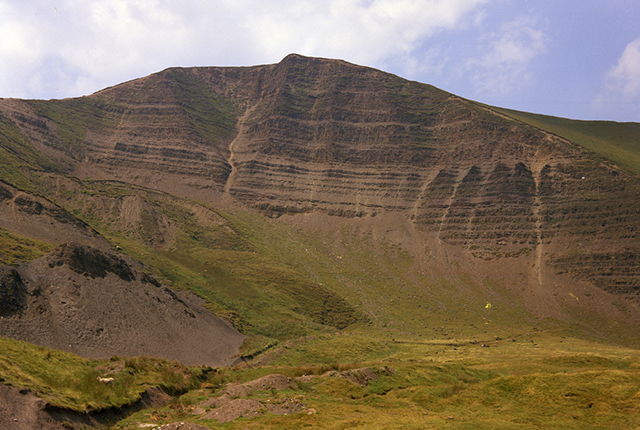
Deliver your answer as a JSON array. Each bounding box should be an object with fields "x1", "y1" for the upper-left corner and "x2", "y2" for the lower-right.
[{"x1": 108, "y1": 328, "x2": 640, "y2": 430}]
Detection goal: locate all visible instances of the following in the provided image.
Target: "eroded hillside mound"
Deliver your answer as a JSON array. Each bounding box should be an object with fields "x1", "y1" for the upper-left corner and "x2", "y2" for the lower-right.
[{"x1": 0, "y1": 243, "x2": 243, "y2": 366}]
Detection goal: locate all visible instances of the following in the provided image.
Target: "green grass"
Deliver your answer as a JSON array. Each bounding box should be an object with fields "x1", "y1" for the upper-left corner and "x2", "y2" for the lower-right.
[
  {"x1": 490, "y1": 106, "x2": 640, "y2": 177},
  {"x1": 0, "y1": 337, "x2": 211, "y2": 412},
  {"x1": 0, "y1": 227, "x2": 54, "y2": 265},
  {"x1": 123, "y1": 243, "x2": 358, "y2": 339},
  {"x1": 108, "y1": 330, "x2": 640, "y2": 429}
]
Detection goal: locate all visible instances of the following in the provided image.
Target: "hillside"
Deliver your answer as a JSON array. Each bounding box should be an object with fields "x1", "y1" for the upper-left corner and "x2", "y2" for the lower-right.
[
  {"x1": 491, "y1": 106, "x2": 640, "y2": 177},
  {"x1": 1, "y1": 53, "x2": 640, "y2": 428},
  {"x1": 0, "y1": 242, "x2": 243, "y2": 366}
]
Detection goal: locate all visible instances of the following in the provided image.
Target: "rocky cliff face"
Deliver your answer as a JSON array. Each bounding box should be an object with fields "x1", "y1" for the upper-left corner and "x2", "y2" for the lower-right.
[{"x1": 1, "y1": 53, "x2": 639, "y2": 312}]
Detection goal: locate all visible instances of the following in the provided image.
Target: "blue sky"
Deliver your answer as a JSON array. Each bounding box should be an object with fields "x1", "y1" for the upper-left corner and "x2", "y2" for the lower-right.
[{"x1": 1, "y1": 0, "x2": 638, "y2": 122}]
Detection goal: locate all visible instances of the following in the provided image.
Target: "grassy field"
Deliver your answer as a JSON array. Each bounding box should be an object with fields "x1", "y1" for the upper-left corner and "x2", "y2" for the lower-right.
[
  {"x1": 103, "y1": 328, "x2": 640, "y2": 429},
  {"x1": 2, "y1": 327, "x2": 639, "y2": 428},
  {"x1": 0, "y1": 337, "x2": 212, "y2": 412}
]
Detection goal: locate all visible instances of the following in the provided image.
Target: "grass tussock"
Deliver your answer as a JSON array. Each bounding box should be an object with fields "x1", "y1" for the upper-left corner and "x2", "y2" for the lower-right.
[{"x1": 0, "y1": 337, "x2": 209, "y2": 412}]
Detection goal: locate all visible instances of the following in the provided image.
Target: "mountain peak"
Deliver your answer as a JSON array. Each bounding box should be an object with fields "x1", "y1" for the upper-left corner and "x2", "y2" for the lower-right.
[{"x1": 1, "y1": 55, "x2": 640, "y2": 351}]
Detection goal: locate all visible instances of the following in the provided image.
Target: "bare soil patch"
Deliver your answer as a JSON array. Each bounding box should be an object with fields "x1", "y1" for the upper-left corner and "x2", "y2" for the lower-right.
[
  {"x1": 192, "y1": 373, "x2": 306, "y2": 424},
  {"x1": 200, "y1": 398, "x2": 263, "y2": 423},
  {"x1": 155, "y1": 423, "x2": 212, "y2": 430}
]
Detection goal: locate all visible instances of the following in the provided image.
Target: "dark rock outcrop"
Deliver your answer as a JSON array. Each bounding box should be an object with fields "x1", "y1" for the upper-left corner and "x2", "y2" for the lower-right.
[
  {"x1": 0, "y1": 266, "x2": 27, "y2": 316},
  {"x1": 46, "y1": 242, "x2": 135, "y2": 281}
]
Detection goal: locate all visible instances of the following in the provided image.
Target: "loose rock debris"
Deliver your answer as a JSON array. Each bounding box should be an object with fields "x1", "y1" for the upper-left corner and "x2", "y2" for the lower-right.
[
  {"x1": 193, "y1": 374, "x2": 306, "y2": 423},
  {"x1": 186, "y1": 369, "x2": 384, "y2": 423}
]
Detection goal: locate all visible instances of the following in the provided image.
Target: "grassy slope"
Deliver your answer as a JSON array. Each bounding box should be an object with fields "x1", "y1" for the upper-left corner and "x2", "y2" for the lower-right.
[
  {"x1": 0, "y1": 227, "x2": 54, "y2": 265},
  {"x1": 0, "y1": 337, "x2": 211, "y2": 412},
  {"x1": 38, "y1": 178, "x2": 362, "y2": 345},
  {"x1": 269, "y1": 332, "x2": 640, "y2": 430},
  {"x1": 99, "y1": 196, "x2": 540, "y2": 343},
  {"x1": 490, "y1": 106, "x2": 640, "y2": 177},
  {"x1": 0, "y1": 113, "x2": 61, "y2": 192},
  {"x1": 111, "y1": 331, "x2": 640, "y2": 430},
  {"x1": 35, "y1": 173, "x2": 544, "y2": 359}
]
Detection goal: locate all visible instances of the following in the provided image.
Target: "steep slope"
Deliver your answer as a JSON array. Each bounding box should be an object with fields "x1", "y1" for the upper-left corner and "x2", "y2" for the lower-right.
[
  {"x1": 0, "y1": 242, "x2": 243, "y2": 366},
  {"x1": 0, "y1": 54, "x2": 639, "y2": 346},
  {"x1": 0, "y1": 180, "x2": 107, "y2": 249}
]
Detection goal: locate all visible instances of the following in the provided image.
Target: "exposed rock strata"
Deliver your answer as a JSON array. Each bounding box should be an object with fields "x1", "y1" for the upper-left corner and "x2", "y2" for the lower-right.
[{"x1": 1, "y1": 53, "x2": 639, "y2": 301}]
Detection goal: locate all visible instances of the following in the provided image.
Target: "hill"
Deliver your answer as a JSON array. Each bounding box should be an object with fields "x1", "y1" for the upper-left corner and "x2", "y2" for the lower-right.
[
  {"x1": 0, "y1": 241, "x2": 243, "y2": 366},
  {"x1": 1, "y1": 53, "x2": 640, "y2": 428}
]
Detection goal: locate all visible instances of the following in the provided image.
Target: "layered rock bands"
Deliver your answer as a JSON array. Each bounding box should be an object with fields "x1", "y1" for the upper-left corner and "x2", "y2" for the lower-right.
[{"x1": 1, "y1": 54, "x2": 639, "y2": 299}]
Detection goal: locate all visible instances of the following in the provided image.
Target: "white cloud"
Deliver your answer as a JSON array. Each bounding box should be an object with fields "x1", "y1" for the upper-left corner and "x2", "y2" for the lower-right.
[
  {"x1": 591, "y1": 38, "x2": 640, "y2": 121},
  {"x1": 466, "y1": 16, "x2": 548, "y2": 95},
  {"x1": 248, "y1": 0, "x2": 490, "y2": 63},
  {"x1": 606, "y1": 38, "x2": 640, "y2": 99},
  {"x1": 0, "y1": 0, "x2": 490, "y2": 99}
]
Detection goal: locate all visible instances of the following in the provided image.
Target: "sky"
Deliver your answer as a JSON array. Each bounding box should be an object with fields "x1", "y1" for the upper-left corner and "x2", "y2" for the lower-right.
[{"x1": 1, "y1": 0, "x2": 639, "y2": 122}]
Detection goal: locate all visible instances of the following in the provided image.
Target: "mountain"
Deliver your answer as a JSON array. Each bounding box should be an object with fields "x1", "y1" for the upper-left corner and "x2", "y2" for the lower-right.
[{"x1": 1, "y1": 53, "x2": 640, "y2": 356}]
